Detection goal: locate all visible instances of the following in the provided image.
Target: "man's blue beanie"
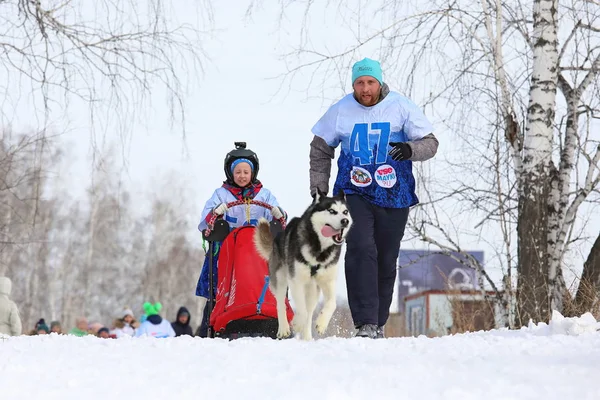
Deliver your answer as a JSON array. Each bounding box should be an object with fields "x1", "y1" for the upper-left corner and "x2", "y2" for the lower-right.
[{"x1": 352, "y1": 58, "x2": 383, "y2": 85}]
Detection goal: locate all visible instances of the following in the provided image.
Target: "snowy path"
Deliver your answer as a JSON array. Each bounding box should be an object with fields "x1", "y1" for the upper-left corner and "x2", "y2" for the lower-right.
[{"x1": 1, "y1": 312, "x2": 599, "y2": 400}]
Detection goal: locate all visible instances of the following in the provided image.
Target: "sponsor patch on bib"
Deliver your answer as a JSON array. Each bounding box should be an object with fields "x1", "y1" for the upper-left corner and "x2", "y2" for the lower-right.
[
  {"x1": 375, "y1": 165, "x2": 397, "y2": 188},
  {"x1": 350, "y1": 166, "x2": 372, "y2": 187}
]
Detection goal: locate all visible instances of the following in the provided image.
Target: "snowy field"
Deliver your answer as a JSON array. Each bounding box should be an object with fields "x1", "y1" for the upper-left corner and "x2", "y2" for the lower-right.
[{"x1": 1, "y1": 311, "x2": 599, "y2": 400}]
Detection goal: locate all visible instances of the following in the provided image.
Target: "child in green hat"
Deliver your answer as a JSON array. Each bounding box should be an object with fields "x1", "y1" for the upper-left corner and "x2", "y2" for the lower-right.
[{"x1": 134, "y1": 302, "x2": 175, "y2": 338}]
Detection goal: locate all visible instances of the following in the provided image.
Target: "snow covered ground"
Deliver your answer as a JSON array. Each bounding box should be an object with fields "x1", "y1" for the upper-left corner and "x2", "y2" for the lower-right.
[{"x1": 2, "y1": 311, "x2": 599, "y2": 400}]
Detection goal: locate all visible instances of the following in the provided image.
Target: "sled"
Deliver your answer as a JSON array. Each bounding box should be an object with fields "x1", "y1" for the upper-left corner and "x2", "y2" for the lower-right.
[{"x1": 201, "y1": 199, "x2": 294, "y2": 339}]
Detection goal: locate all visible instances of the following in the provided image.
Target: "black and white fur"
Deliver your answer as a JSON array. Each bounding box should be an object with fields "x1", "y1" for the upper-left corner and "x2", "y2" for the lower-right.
[{"x1": 254, "y1": 189, "x2": 352, "y2": 340}]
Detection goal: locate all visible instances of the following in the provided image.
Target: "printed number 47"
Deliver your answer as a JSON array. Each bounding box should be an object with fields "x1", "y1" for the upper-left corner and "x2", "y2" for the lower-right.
[{"x1": 350, "y1": 122, "x2": 391, "y2": 165}]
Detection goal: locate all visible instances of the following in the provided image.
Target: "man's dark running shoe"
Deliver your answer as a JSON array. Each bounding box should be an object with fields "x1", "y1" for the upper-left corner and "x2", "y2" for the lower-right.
[{"x1": 355, "y1": 324, "x2": 378, "y2": 338}]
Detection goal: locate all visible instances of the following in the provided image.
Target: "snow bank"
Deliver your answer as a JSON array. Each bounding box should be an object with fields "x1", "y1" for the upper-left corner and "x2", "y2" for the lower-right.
[
  {"x1": 463, "y1": 310, "x2": 600, "y2": 338},
  {"x1": 1, "y1": 312, "x2": 599, "y2": 400},
  {"x1": 526, "y1": 310, "x2": 600, "y2": 336}
]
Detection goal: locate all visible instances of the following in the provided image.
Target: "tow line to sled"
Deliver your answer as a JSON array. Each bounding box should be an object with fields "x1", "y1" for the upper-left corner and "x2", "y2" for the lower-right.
[{"x1": 201, "y1": 199, "x2": 289, "y2": 340}]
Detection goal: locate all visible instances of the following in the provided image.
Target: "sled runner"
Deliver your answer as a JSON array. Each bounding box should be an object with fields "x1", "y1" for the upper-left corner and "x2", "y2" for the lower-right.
[{"x1": 202, "y1": 199, "x2": 294, "y2": 339}]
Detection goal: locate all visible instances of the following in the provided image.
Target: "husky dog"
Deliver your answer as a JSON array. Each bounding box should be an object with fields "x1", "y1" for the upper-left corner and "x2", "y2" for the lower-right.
[{"x1": 254, "y1": 189, "x2": 352, "y2": 340}]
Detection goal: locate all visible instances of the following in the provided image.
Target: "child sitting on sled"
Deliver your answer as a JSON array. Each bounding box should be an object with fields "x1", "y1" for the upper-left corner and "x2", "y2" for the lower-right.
[{"x1": 195, "y1": 142, "x2": 286, "y2": 335}]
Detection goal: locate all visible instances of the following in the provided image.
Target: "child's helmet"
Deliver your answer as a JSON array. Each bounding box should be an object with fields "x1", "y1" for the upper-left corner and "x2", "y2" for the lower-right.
[{"x1": 224, "y1": 142, "x2": 260, "y2": 184}]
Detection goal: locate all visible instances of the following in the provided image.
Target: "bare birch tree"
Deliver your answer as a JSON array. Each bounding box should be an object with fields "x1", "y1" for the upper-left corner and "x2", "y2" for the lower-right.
[
  {"x1": 252, "y1": 0, "x2": 600, "y2": 325},
  {"x1": 0, "y1": 129, "x2": 62, "y2": 329},
  {"x1": 80, "y1": 151, "x2": 134, "y2": 322},
  {"x1": 140, "y1": 173, "x2": 204, "y2": 321},
  {"x1": 50, "y1": 199, "x2": 87, "y2": 329}
]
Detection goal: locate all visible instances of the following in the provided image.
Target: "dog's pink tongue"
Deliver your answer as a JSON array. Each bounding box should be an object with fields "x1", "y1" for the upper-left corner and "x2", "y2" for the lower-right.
[{"x1": 321, "y1": 225, "x2": 340, "y2": 237}]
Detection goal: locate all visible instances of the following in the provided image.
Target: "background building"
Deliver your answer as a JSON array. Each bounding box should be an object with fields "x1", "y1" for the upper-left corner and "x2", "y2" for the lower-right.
[{"x1": 385, "y1": 249, "x2": 504, "y2": 337}]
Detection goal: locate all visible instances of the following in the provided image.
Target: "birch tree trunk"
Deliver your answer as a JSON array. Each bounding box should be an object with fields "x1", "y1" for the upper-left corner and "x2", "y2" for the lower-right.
[
  {"x1": 516, "y1": 0, "x2": 559, "y2": 325},
  {"x1": 82, "y1": 197, "x2": 98, "y2": 315}
]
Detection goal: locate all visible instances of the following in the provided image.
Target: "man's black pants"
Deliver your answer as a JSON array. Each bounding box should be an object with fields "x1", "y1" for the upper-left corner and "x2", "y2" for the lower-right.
[{"x1": 344, "y1": 194, "x2": 409, "y2": 328}]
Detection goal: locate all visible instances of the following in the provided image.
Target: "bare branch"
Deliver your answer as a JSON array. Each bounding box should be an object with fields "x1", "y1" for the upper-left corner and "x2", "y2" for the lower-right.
[
  {"x1": 557, "y1": 145, "x2": 600, "y2": 258},
  {"x1": 579, "y1": 23, "x2": 600, "y2": 33},
  {"x1": 0, "y1": 0, "x2": 211, "y2": 145}
]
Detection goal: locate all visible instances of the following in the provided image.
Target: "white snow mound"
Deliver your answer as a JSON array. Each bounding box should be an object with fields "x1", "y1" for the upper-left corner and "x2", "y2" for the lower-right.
[
  {"x1": 522, "y1": 310, "x2": 600, "y2": 336},
  {"x1": 1, "y1": 312, "x2": 599, "y2": 400}
]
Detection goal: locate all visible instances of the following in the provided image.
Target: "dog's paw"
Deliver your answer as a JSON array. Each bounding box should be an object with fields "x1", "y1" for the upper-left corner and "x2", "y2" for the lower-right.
[
  {"x1": 277, "y1": 325, "x2": 291, "y2": 339},
  {"x1": 315, "y1": 313, "x2": 331, "y2": 335},
  {"x1": 276, "y1": 319, "x2": 291, "y2": 339}
]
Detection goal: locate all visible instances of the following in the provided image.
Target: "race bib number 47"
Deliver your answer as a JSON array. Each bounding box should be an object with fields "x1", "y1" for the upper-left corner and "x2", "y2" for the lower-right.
[{"x1": 350, "y1": 122, "x2": 391, "y2": 166}]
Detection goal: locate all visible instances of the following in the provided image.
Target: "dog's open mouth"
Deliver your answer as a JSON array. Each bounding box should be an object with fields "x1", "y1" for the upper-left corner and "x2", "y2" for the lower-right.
[
  {"x1": 322, "y1": 224, "x2": 345, "y2": 245},
  {"x1": 332, "y1": 230, "x2": 344, "y2": 244}
]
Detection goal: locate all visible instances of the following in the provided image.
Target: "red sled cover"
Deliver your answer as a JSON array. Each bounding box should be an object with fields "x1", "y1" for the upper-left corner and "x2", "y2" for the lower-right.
[{"x1": 209, "y1": 225, "x2": 294, "y2": 332}]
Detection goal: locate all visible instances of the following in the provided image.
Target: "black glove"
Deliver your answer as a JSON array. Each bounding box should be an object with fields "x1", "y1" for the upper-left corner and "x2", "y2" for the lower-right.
[{"x1": 388, "y1": 142, "x2": 413, "y2": 161}]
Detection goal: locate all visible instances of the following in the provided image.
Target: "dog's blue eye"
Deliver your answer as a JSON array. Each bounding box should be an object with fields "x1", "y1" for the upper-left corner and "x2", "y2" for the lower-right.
[
  {"x1": 343, "y1": 210, "x2": 348, "y2": 215},
  {"x1": 328, "y1": 209, "x2": 337, "y2": 214}
]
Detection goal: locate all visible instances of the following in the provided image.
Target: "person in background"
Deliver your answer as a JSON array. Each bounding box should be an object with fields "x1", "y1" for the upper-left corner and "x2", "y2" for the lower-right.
[
  {"x1": 171, "y1": 306, "x2": 194, "y2": 337},
  {"x1": 50, "y1": 321, "x2": 63, "y2": 334},
  {"x1": 32, "y1": 318, "x2": 50, "y2": 335},
  {"x1": 0, "y1": 276, "x2": 22, "y2": 336},
  {"x1": 69, "y1": 317, "x2": 90, "y2": 337},
  {"x1": 111, "y1": 307, "x2": 138, "y2": 338},
  {"x1": 135, "y1": 302, "x2": 175, "y2": 338},
  {"x1": 87, "y1": 322, "x2": 103, "y2": 335},
  {"x1": 97, "y1": 327, "x2": 112, "y2": 339}
]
